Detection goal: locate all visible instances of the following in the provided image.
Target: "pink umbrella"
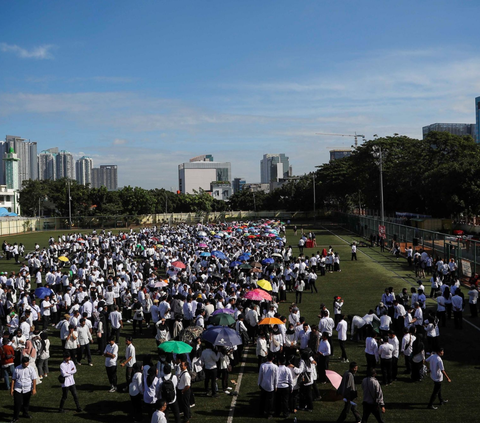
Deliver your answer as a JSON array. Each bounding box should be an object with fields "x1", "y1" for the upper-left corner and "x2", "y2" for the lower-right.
[
  {"x1": 244, "y1": 291, "x2": 265, "y2": 301},
  {"x1": 199, "y1": 243, "x2": 208, "y2": 248},
  {"x1": 326, "y1": 370, "x2": 343, "y2": 390},
  {"x1": 247, "y1": 288, "x2": 272, "y2": 301},
  {"x1": 171, "y1": 261, "x2": 186, "y2": 269},
  {"x1": 154, "y1": 280, "x2": 168, "y2": 288}
]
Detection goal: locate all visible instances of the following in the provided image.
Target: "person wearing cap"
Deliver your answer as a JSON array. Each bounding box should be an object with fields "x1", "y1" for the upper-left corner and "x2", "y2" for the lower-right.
[
  {"x1": 10, "y1": 356, "x2": 37, "y2": 422},
  {"x1": 58, "y1": 351, "x2": 82, "y2": 413}
]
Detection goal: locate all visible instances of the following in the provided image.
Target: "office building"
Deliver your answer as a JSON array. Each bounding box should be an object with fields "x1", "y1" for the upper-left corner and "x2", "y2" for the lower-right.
[
  {"x1": 92, "y1": 165, "x2": 118, "y2": 190},
  {"x1": 4, "y1": 135, "x2": 38, "y2": 186},
  {"x1": 76, "y1": 156, "x2": 93, "y2": 185},
  {"x1": 211, "y1": 182, "x2": 232, "y2": 201},
  {"x1": 178, "y1": 155, "x2": 231, "y2": 196},
  {"x1": 56, "y1": 150, "x2": 75, "y2": 179},
  {"x1": 232, "y1": 177, "x2": 246, "y2": 194},
  {"x1": 38, "y1": 150, "x2": 57, "y2": 180},
  {"x1": 2, "y1": 148, "x2": 20, "y2": 214},
  {"x1": 422, "y1": 123, "x2": 476, "y2": 140},
  {"x1": 329, "y1": 149, "x2": 352, "y2": 162},
  {"x1": 260, "y1": 154, "x2": 291, "y2": 185}
]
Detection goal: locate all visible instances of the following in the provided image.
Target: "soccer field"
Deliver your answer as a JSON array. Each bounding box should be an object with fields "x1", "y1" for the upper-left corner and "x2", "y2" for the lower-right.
[{"x1": 0, "y1": 224, "x2": 478, "y2": 423}]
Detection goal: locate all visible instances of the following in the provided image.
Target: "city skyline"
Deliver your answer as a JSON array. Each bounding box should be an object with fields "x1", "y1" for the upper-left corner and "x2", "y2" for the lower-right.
[{"x1": 1, "y1": 1, "x2": 480, "y2": 189}]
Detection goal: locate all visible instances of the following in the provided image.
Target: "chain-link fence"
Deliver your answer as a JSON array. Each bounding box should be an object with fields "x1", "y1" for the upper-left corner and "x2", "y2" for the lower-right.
[{"x1": 335, "y1": 212, "x2": 480, "y2": 280}]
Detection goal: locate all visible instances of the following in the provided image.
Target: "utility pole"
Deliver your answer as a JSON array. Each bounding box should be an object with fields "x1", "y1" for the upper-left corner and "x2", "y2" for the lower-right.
[
  {"x1": 313, "y1": 173, "x2": 316, "y2": 222},
  {"x1": 68, "y1": 179, "x2": 72, "y2": 228}
]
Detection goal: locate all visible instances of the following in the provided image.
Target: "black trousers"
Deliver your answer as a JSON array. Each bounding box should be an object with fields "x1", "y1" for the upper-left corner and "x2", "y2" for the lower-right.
[
  {"x1": 260, "y1": 387, "x2": 275, "y2": 416},
  {"x1": 13, "y1": 390, "x2": 32, "y2": 419},
  {"x1": 337, "y1": 399, "x2": 361, "y2": 423},
  {"x1": 362, "y1": 402, "x2": 384, "y2": 423},
  {"x1": 204, "y1": 368, "x2": 218, "y2": 394},
  {"x1": 339, "y1": 340, "x2": 347, "y2": 360},
  {"x1": 106, "y1": 365, "x2": 117, "y2": 388},
  {"x1": 366, "y1": 353, "x2": 376, "y2": 370},
  {"x1": 275, "y1": 387, "x2": 290, "y2": 417},
  {"x1": 167, "y1": 399, "x2": 181, "y2": 423},
  {"x1": 428, "y1": 381, "x2": 444, "y2": 406},
  {"x1": 380, "y1": 358, "x2": 392, "y2": 385},
  {"x1": 130, "y1": 393, "x2": 143, "y2": 422},
  {"x1": 177, "y1": 388, "x2": 191, "y2": 421},
  {"x1": 60, "y1": 385, "x2": 80, "y2": 410}
]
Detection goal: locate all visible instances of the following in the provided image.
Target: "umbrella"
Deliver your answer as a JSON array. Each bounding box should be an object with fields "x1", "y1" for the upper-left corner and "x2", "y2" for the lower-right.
[
  {"x1": 271, "y1": 253, "x2": 283, "y2": 258},
  {"x1": 200, "y1": 252, "x2": 211, "y2": 257},
  {"x1": 210, "y1": 313, "x2": 236, "y2": 326},
  {"x1": 259, "y1": 317, "x2": 284, "y2": 326},
  {"x1": 252, "y1": 262, "x2": 262, "y2": 268},
  {"x1": 35, "y1": 287, "x2": 54, "y2": 300},
  {"x1": 178, "y1": 326, "x2": 204, "y2": 343},
  {"x1": 201, "y1": 326, "x2": 242, "y2": 347},
  {"x1": 238, "y1": 253, "x2": 251, "y2": 262},
  {"x1": 58, "y1": 256, "x2": 69, "y2": 262},
  {"x1": 171, "y1": 261, "x2": 186, "y2": 269},
  {"x1": 229, "y1": 261, "x2": 242, "y2": 268},
  {"x1": 199, "y1": 243, "x2": 208, "y2": 248},
  {"x1": 154, "y1": 280, "x2": 168, "y2": 288},
  {"x1": 257, "y1": 279, "x2": 273, "y2": 291},
  {"x1": 212, "y1": 308, "x2": 235, "y2": 316},
  {"x1": 252, "y1": 267, "x2": 262, "y2": 273},
  {"x1": 239, "y1": 264, "x2": 252, "y2": 270},
  {"x1": 245, "y1": 291, "x2": 267, "y2": 301},
  {"x1": 250, "y1": 288, "x2": 272, "y2": 301},
  {"x1": 267, "y1": 263, "x2": 282, "y2": 270},
  {"x1": 158, "y1": 340, "x2": 193, "y2": 354},
  {"x1": 326, "y1": 370, "x2": 343, "y2": 390},
  {"x1": 197, "y1": 231, "x2": 207, "y2": 237},
  {"x1": 211, "y1": 251, "x2": 226, "y2": 260},
  {"x1": 262, "y1": 258, "x2": 274, "y2": 265}
]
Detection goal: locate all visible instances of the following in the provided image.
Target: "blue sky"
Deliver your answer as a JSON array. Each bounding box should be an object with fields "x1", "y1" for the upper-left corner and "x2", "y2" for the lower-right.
[{"x1": 1, "y1": 0, "x2": 479, "y2": 189}]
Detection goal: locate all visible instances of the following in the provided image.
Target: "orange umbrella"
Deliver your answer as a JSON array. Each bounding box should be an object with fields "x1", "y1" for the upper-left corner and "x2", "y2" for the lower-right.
[{"x1": 259, "y1": 317, "x2": 284, "y2": 325}]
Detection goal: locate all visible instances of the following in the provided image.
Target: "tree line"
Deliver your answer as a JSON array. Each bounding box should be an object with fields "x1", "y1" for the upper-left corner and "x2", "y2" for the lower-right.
[{"x1": 19, "y1": 132, "x2": 480, "y2": 219}]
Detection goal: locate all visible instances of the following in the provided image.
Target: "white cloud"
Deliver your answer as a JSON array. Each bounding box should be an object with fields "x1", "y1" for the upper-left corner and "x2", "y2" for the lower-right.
[
  {"x1": 0, "y1": 42, "x2": 55, "y2": 59},
  {"x1": 112, "y1": 138, "x2": 127, "y2": 145}
]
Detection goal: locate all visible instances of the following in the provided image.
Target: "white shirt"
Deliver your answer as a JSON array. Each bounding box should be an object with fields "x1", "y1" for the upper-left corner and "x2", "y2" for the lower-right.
[
  {"x1": 60, "y1": 360, "x2": 77, "y2": 387},
  {"x1": 125, "y1": 343, "x2": 136, "y2": 367},
  {"x1": 426, "y1": 353, "x2": 444, "y2": 382},
  {"x1": 336, "y1": 320, "x2": 347, "y2": 341},
  {"x1": 104, "y1": 343, "x2": 118, "y2": 367},
  {"x1": 258, "y1": 361, "x2": 278, "y2": 392},
  {"x1": 12, "y1": 364, "x2": 36, "y2": 393}
]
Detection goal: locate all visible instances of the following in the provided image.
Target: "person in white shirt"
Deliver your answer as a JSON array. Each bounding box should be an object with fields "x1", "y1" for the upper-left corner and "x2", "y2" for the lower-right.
[
  {"x1": 104, "y1": 337, "x2": 119, "y2": 392},
  {"x1": 426, "y1": 348, "x2": 451, "y2": 410},
  {"x1": 378, "y1": 336, "x2": 394, "y2": 386},
  {"x1": 275, "y1": 355, "x2": 293, "y2": 418},
  {"x1": 10, "y1": 356, "x2": 37, "y2": 421},
  {"x1": 129, "y1": 363, "x2": 144, "y2": 423},
  {"x1": 468, "y1": 285, "x2": 479, "y2": 318},
  {"x1": 365, "y1": 331, "x2": 378, "y2": 370},
  {"x1": 336, "y1": 315, "x2": 348, "y2": 363},
  {"x1": 388, "y1": 330, "x2": 400, "y2": 382},
  {"x1": 317, "y1": 332, "x2": 331, "y2": 384},
  {"x1": 120, "y1": 336, "x2": 136, "y2": 390},
  {"x1": 201, "y1": 344, "x2": 221, "y2": 397},
  {"x1": 109, "y1": 306, "x2": 123, "y2": 343},
  {"x1": 77, "y1": 318, "x2": 93, "y2": 366},
  {"x1": 59, "y1": 351, "x2": 82, "y2": 413},
  {"x1": 258, "y1": 353, "x2": 278, "y2": 419},
  {"x1": 176, "y1": 360, "x2": 191, "y2": 422},
  {"x1": 151, "y1": 399, "x2": 168, "y2": 423}
]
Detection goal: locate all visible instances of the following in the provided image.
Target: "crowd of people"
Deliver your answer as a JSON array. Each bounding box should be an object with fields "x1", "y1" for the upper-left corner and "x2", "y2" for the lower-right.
[{"x1": 0, "y1": 222, "x2": 473, "y2": 423}]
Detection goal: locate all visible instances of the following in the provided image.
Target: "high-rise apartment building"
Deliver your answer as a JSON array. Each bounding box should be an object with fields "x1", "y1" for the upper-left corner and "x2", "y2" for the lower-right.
[
  {"x1": 38, "y1": 150, "x2": 57, "y2": 180},
  {"x1": 56, "y1": 150, "x2": 75, "y2": 179},
  {"x1": 3, "y1": 135, "x2": 38, "y2": 187},
  {"x1": 178, "y1": 155, "x2": 231, "y2": 196},
  {"x1": 76, "y1": 156, "x2": 93, "y2": 185},
  {"x1": 476, "y1": 96, "x2": 480, "y2": 143},
  {"x1": 92, "y1": 165, "x2": 118, "y2": 190},
  {"x1": 232, "y1": 177, "x2": 246, "y2": 194},
  {"x1": 260, "y1": 154, "x2": 291, "y2": 184}
]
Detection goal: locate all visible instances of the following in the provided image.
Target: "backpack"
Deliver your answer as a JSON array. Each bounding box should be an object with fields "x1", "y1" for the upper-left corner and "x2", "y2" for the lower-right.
[{"x1": 161, "y1": 376, "x2": 175, "y2": 403}]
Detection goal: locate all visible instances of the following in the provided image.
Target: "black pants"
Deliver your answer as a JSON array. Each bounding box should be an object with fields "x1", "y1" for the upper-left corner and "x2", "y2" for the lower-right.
[
  {"x1": 13, "y1": 390, "x2": 32, "y2": 419},
  {"x1": 260, "y1": 387, "x2": 275, "y2": 416},
  {"x1": 133, "y1": 319, "x2": 143, "y2": 335},
  {"x1": 362, "y1": 402, "x2": 384, "y2": 423},
  {"x1": 339, "y1": 340, "x2": 347, "y2": 360},
  {"x1": 125, "y1": 366, "x2": 134, "y2": 387},
  {"x1": 106, "y1": 365, "x2": 117, "y2": 388},
  {"x1": 167, "y1": 399, "x2": 181, "y2": 423},
  {"x1": 275, "y1": 387, "x2": 290, "y2": 417},
  {"x1": 60, "y1": 385, "x2": 81, "y2": 411},
  {"x1": 337, "y1": 399, "x2": 361, "y2": 423},
  {"x1": 300, "y1": 384, "x2": 313, "y2": 410},
  {"x1": 131, "y1": 393, "x2": 143, "y2": 422},
  {"x1": 380, "y1": 358, "x2": 392, "y2": 385},
  {"x1": 177, "y1": 388, "x2": 191, "y2": 421},
  {"x1": 295, "y1": 291, "x2": 303, "y2": 304},
  {"x1": 366, "y1": 353, "x2": 376, "y2": 370},
  {"x1": 111, "y1": 327, "x2": 121, "y2": 343},
  {"x1": 453, "y1": 310, "x2": 463, "y2": 329},
  {"x1": 78, "y1": 343, "x2": 92, "y2": 364},
  {"x1": 428, "y1": 381, "x2": 444, "y2": 406},
  {"x1": 43, "y1": 314, "x2": 50, "y2": 330},
  {"x1": 204, "y1": 368, "x2": 218, "y2": 395}
]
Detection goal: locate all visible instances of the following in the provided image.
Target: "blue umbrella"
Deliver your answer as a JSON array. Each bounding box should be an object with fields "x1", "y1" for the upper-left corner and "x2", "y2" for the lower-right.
[
  {"x1": 200, "y1": 252, "x2": 211, "y2": 257},
  {"x1": 214, "y1": 235, "x2": 221, "y2": 239},
  {"x1": 35, "y1": 287, "x2": 54, "y2": 300},
  {"x1": 211, "y1": 251, "x2": 227, "y2": 260},
  {"x1": 262, "y1": 258, "x2": 275, "y2": 265},
  {"x1": 201, "y1": 326, "x2": 242, "y2": 347},
  {"x1": 212, "y1": 308, "x2": 235, "y2": 316},
  {"x1": 230, "y1": 261, "x2": 242, "y2": 267},
  {"x1": 238, "y1": 253, "x2": 251, "y2": 262}
]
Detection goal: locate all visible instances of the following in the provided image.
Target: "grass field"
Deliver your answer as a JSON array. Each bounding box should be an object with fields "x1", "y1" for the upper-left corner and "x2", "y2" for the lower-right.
[{"x1": 0, "y1": 223, "x2": 479, "y2": 423}]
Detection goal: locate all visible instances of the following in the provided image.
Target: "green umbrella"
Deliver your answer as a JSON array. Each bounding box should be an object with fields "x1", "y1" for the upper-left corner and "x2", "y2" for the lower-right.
[
  {"x1": 210, "y1": 313, "x2": 236, "y2": 326},
  {"x1": 158, "y1": 340, "x2": 192, "y2": 354},
  {"x1": 239, "y1": 263, "x2": 252, "y2": 270}
]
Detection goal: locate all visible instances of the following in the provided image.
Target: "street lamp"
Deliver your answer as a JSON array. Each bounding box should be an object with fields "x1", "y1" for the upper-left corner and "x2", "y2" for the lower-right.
[
  {"x1": 372, "y1": 146, "x2": 385, "y2": 226},
  {"x1": 312, "y1": 173, "x2": 316, "y2": 222}
]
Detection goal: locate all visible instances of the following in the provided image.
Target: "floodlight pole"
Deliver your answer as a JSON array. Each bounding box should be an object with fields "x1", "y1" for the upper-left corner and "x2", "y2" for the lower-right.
[{"x1": 68, "y1": 179, "x2": 72, "y2": 228}]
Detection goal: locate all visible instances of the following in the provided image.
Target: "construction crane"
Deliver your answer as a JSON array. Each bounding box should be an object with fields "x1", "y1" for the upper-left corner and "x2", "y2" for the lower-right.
[{"x1": 316, "y1": 132, "x2": 366, "y2": 147}]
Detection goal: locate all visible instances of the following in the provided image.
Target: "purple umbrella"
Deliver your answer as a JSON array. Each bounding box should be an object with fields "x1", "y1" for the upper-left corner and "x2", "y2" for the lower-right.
[{"x1": 212, "y1": 308, "x2": 235, "y2": 316}]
